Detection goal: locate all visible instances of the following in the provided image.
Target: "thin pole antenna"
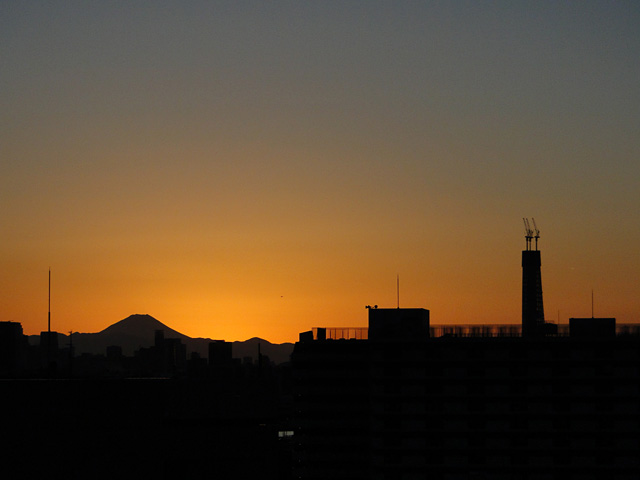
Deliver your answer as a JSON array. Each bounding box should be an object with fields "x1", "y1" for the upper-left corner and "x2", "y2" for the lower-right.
[
  {"x1": 591, "y1": 289, "x2": 594, "y2": 318},
  {"x1": 396, "y1": 274, "x2": 399, "y2": 308},
  {"x1": 48, "y1": 268, "x2": 51, "y2": 333}
]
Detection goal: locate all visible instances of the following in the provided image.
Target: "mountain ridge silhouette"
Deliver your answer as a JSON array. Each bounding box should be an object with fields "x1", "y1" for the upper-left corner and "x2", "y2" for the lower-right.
[{"x1": 29, "y1": 314, "x2": 293, "y2": 364}]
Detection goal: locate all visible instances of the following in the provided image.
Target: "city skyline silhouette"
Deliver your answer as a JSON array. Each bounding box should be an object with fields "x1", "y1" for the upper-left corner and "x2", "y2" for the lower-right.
[
  {"x1": 5, "y1": 0, "x2": 640, "y2": 480},
  {"x1": 2, "y1": 221, "x2": 639, "y2": 478},
  {"x1": 3, "y1": 4, "x2": 639, "y2": 478}
]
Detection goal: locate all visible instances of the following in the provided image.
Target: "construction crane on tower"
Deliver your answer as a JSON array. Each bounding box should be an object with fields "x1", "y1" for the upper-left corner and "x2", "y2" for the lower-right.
[
  {"x1": 532, "y1": 218, "x2": 540, "y2": 251},
  {"x1": 523, "y1": 218, "x2": 534, "y2": 250}
]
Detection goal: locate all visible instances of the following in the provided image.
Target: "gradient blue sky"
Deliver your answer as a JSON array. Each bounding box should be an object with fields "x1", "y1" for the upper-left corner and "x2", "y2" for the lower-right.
[{"x1": 1, "y1": 1, "x2": 639, "y2": 342}]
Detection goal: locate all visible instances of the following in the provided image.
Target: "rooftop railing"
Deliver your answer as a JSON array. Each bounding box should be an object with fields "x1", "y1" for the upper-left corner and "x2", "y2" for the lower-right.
[
  {"x1": 308, "y1": 324, "x2": 640, "y2": 340},
  {"x1": 431, "y1": 324, "x2": 522, "y2": 338},
  {"x1": 311, "y1": 327, "x2": 368, "y2": 340}
]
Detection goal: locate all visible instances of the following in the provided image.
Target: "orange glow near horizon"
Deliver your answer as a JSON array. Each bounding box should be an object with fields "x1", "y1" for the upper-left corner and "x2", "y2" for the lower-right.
[{"x1": 4, "y1": 227, "x2": 639, "y2": 344}]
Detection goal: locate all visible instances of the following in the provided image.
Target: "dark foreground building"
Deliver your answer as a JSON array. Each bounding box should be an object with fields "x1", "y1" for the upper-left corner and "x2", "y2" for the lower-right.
[{"x1": 292, "y1": 309, "x2": 640, "y2": 480}]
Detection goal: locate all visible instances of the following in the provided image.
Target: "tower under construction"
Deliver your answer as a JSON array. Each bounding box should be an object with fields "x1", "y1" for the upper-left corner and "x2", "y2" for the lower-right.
[{"x1": 522, "y1": 218, "x2": 545, "y2": 337}]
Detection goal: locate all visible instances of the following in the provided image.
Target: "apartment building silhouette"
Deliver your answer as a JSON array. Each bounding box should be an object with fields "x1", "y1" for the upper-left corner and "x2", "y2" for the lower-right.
[
  {"x1": 293, "y1": 309, "x2": 639, "y2": 480},
  {"x1": 292, "y1": 228, "x2": 639, "y2": 479}
]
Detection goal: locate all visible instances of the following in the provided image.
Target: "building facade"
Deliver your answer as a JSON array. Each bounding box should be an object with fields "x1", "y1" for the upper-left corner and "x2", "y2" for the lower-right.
[{"x1": 293, "y1": 309, "x2": 640, "y2": 480}]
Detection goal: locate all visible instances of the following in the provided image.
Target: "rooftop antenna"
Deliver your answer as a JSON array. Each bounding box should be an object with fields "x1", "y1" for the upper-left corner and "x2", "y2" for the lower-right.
[
  {"x1": 46, "y1": 267, "x2": 52, "y2": 367},
  {"x1": 48, "y1": 268, "x2": 51, "y2": 334},
  {"x1": 591, "y1": 289, "x2": 594, "y2": 318},
  {"x1": 396, "y1": 274, "x2": 400, "y2": 308},
  {"x1": 531, "y1": 218, "x2": 540, "y2": 251}
]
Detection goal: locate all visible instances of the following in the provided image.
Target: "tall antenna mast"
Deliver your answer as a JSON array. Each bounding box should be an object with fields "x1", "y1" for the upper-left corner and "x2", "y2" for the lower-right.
[
  {"x1": 48, "y1": 268, "x2": 51, "y2": 333},
  {"x1": 396, "y1": 274, "x2": 400, "y2": 309}
]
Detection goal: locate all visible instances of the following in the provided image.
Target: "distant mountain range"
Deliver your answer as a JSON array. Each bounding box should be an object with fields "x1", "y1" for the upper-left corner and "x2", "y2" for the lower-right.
[{"x1": 28, "y1": 314, "x2": 294, "y2": 365}]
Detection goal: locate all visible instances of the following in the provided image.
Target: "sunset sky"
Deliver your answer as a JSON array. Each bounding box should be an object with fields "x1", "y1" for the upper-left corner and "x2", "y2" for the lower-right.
[{"x1": 2, "y1": 1, "x2": 639, "y2": 343}]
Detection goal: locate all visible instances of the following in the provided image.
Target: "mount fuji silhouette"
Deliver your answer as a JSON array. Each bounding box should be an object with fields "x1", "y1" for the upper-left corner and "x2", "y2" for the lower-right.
[{"x1": 33, "y1": 314, "x2": 293, "y2": 365}]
